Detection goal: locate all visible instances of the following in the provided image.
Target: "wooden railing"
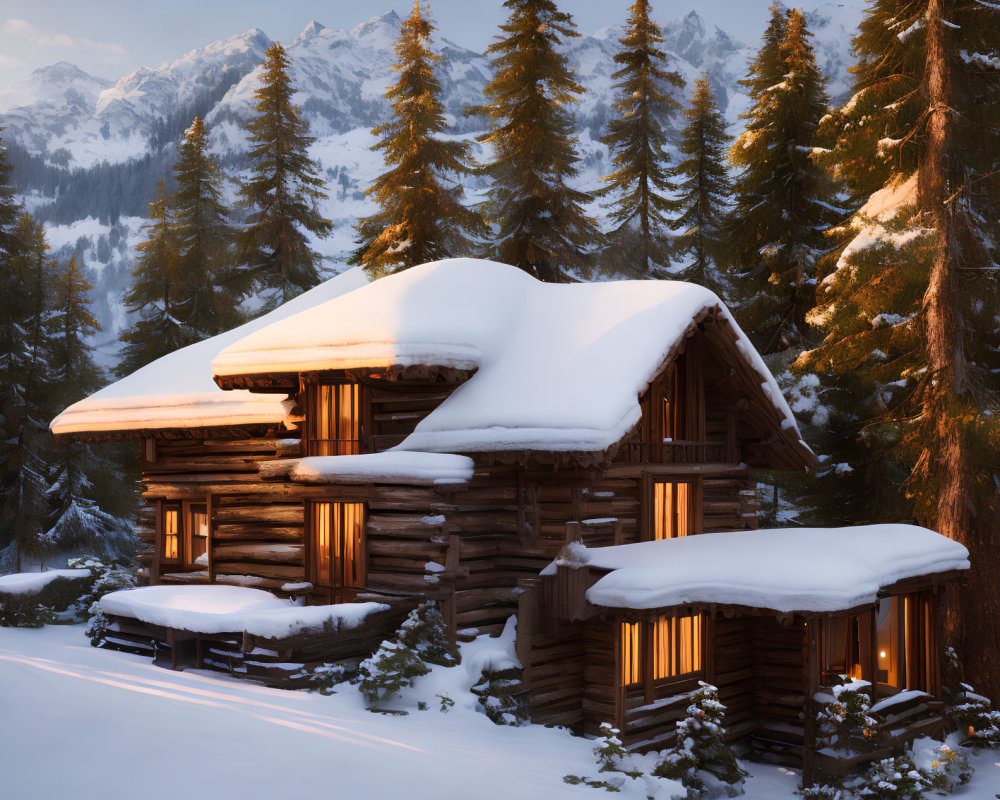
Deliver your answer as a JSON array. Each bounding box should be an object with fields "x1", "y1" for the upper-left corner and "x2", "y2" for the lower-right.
[{"x1": 618, "y1": 440, "x2": 729, "y2": 464}]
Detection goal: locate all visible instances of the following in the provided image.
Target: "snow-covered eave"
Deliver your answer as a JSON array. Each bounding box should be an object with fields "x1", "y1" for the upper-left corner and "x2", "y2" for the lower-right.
[
  {"x1": 212, "y1": 342, "x2": 482, "y2": 380},
  {"x1": 259, "y1": 451, "x2": 475, "y2": 487},
  {"x1": 49, "y1": 391, "x2": 289, "y2": 438},
  {"x1": 546, "y1": 525, "x2": 970, "y2": 617}
]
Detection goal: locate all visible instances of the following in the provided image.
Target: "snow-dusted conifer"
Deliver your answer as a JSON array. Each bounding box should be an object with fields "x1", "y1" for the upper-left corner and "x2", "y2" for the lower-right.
[
  {"x1": 353, "y1": 1, "x2": 484, "y2": 279},
  {"x1": 0, "y1": 214, "x2": 55, "y2": 570},
  {"x1": 171, "y1": 116, "x2": 244, "y2": 336},
  {"x1": 793, "y1": 1, "x2": 1000, "y2": 698},
  {"x1": 238, "y1": 42, "x2": 332, "y2": 303},
  {"x1": 653, "y1": 682, "x2": 746, "y2": 798},
  {"x1": 727, "y1": 7, "x2": 834, "y2": 356},
  {"x1": 597, "y1": 0, "x2": 683, "y2": 278},
  {"x1": 47, "y1": 257, "x2": 125, "y2": 555},
  {"x1": 473, "y1": 0, "x2": 599, "y2": 281},
  {"x1": 116, "y1": 181, "x2": 187, "y2": 377},
  {"x1": 670, "y1": 75, "x2": 732, "y2": 295}
]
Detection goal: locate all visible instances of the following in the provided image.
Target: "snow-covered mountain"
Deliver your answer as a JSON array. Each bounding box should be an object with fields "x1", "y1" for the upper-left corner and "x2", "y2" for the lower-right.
[{"x1": 1, "y1": 4, "x2": 864, "y2": 368}]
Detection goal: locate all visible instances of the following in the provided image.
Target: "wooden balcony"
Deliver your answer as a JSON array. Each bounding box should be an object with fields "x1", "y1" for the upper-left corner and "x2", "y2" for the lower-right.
[{"x1": 617, "y1": 440, "x2": 731, "y2": 465}]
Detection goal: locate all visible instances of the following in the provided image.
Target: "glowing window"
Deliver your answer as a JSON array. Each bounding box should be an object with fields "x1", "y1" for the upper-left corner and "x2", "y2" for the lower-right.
[
  {"x1": 162, "y1": 506, "x2": 180, "y2": 561},
  {"x1": 312, "y1": 384, "x2": 361, "y2": 456},
  {"x1": 652, "y1": 482, "x2": 691, "y2": 540}
]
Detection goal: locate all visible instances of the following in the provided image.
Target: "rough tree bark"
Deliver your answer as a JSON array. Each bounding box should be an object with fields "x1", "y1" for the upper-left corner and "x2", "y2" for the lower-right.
[{"x1": 917, "y1": 0, "x2": 1000, "y2": 700}]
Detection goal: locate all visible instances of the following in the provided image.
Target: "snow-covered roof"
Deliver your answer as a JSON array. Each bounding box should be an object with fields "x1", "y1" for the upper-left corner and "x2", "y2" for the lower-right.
[
  {"x1": 50, "y1": 268, "x2": 369, "y2": 436},
  {"x1": 260, "y1": 452, "x2": 475, "y2": 486},
  {"x1": 99, "y1": 585, "x2": 388, "y2": 639},
  {"x1": 546, "y1": 524, "x2": 969, "y2": 614},
  {"x1": 214, "y1": 258, "x2": 802, "y2": 455}
]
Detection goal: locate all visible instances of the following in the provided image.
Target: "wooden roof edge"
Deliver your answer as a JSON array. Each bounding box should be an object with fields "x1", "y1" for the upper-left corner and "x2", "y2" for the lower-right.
[{"x1": 51, "y1": 422, "x2": 287, "y2": 445}]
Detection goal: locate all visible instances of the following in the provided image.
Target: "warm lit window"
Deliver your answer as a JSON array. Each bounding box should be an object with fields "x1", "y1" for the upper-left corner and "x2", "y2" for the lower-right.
[
  {"x1": 310, "y1": 383, "x2": 361, "y2": 456},
  {"x1": 620, "y1": 614, "x2": 704, "y2": 687},
  {"x1": 160, "y1": 502, "x2": 209, "y2": 568},
  {"x1": 653, "y1": 614, "x2": 702, "y2": 679},
  {"x1": 188, "y1": 505, "x2": 209, "y2": 564},
  {"x1": 876, "y1": 596, "x2": 910, "y2": 689},
  {"x1": 311, "y1": 502, "x2": 366, "y2": 592},
  {"x1": 652, "y1": 482, "x2": 691, "y2": 539},
  {"x1": 622, "y1": 622, "x2": 641, "y2": 686},
  {"x1": 162, "y1": 505, "x2": 180, "y2": 561}
]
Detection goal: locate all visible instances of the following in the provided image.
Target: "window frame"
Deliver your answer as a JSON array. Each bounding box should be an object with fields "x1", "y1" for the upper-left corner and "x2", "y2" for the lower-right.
[
  {"x1": 307, "y1": 500, "x2": 367, "y2": 602},
  {"x1": 305, "y1": 380, "x2": 367, "y2": 457},
  {"x1": 648, "y1": 480, "x2": 696, "y2": 541},
  {"x1": 620, "y1": 612, "x2": 706, "y2": 693},
  {"x1": 158, "y1": 500, "x2": 210, "y2": 570}
]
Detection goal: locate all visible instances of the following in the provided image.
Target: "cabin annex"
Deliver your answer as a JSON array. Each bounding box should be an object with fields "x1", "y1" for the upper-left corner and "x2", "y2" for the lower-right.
[{"x1": 52, "y1": 258, "x2": 969, "y2": 781}]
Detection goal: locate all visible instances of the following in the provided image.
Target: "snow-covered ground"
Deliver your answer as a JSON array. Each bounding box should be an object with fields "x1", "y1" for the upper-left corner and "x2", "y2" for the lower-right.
[{"x1": 2, "y1": 625, "x2": 1000, "y2": 799}]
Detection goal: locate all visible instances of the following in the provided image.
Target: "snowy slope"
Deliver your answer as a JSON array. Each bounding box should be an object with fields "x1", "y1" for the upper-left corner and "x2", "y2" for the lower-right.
[{"x1": 3, "y1": 624, "x2": 1000, "y2": 800}]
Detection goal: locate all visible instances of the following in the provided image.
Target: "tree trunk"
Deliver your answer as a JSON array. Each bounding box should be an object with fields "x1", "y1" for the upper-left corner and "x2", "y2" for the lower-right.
[{"x1": 918, "y1": 0, "x2": 1000, "y2": 701}]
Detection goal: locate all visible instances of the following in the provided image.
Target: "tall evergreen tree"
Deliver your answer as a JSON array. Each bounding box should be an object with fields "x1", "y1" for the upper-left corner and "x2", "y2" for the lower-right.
[
  {"x1": 354, "y1": 2, "x2": 485, "y2": 279},
  {"x1": 46, "y1": 256, "x2": 125, "y2": 555},
  {"x1": 598, "y1": 0, "x2": 684, "y2": 278},
  {"x1": 116, "y1": 181, "x2": 186, "y2": 377},
  {"x1": 238, "y1": 42, "x2": 332, "y2": 302},
  {"x1": 727, "y1": 7, "x2": 834, "y2": 355},
  {"x1": 670, "y1": 75, "x2": 732, "y2": 295},
  {"x1": 172, "y1": 116, "x2": 244, "y2": 336},
  {"x1": 473, "y1": 0, "x2": 599, "y2": 281},
  {"x1": 794, "y1": 0, "x2": 1000, "y2": 698},
  {"x1": 0, "y1": 215, "x2": 55, "y2": 570}
]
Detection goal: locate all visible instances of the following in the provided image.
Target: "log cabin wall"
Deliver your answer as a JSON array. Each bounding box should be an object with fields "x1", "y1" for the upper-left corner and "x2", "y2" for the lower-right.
[
  {"x1": 141, "y1": 434, "x2": 304, "y2": 587},
  {"x1": 750, "y1": 616, "x2": 808, "y2": 765}
]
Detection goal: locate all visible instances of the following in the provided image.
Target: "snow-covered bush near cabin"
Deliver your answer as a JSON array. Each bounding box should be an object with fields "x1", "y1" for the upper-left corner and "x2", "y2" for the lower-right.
[
  {"x1": 85, "y1": 602, "x2": 110, "y2": 646},
  {"x1": 816, "y1": 678, "x2": 879, "y2": 753},
  {"x1": 653, "y1": 682, "x2": 747, "y2": 799},
  {"x1": 471, "y1": 665, "x2": 526, "y2": 726},
  {"x1": 857, "y1": 754, "x2": 925, "y2": 800},
  {"x1": 944, "y1": 681, "x2": 1000, "y2": 747},
  {"x1": 911, "y1": 739, "x2": 972, "y2": 792},
  {"x1": 356, "y1": 639, "x2": 430, "y2": 705},
  {"x1": 593, "y1": 723, "x2": 635, "y2": 775},
  {"x1": 308, "y1": 663, "x2": 349, "y2": 695},
  {"x1": 395, "y1": 601, "x2": 459, "y2": 667},
  {"x1": 0, "y1": 598, "x2": 56, "y2": 628},
  {"x1": 68, "y1": 555, "x2": 136, "y2": 619}
]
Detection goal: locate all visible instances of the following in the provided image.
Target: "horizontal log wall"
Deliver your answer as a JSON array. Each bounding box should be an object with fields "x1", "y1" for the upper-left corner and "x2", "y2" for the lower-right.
[
  {"x1": 367, "y1": 381, "x2": 459, "y2": 451},
  {"x1": 143, "y1": 436, "x2": 304, "y2": 588},
  {"x1": 751, "y1": 616, "x2": 807, "y2": 765}
]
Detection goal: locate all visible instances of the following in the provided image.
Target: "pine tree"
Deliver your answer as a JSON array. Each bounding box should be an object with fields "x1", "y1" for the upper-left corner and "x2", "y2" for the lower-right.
[
  {"x1": 597, "y1": 0, "x2": 684, "y2": 278},
  {"x1": 238, "y1": 42, "x2": 332, "y2": 302},
  {"x1": 670, "y1": 75, "x2": 732, "y2": 295},
  {"x1": 473, "y1": 0, "x2": 599, "y2": 281},
  {"x1": 353, "y1": 2, "x2": 484, "y2": 279},
  {"x1": 727, "y1": 7, "x2": 834, "y2": 356},
  {"x1": 0, "y1": 215, "x2": 55, "y2": 570},
  {"x1": 794, "y1": 0, "x2": 1000, "y2": 699},
  {"x1": 46, "y1": 256, "x2": 124, "y2": 556},
  {"x1": 171, "y1": 117, "x2": 244, "y2": 336},
  {"x1": 116, "y1": 181, "x2": 187, "y2": 378}
]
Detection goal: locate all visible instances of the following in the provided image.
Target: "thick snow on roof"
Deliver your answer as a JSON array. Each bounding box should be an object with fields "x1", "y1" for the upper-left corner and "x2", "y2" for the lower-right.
[
  {"x1": 50, "y1": 268, "x2": 369, "y2": 435},
  {"x1": 100, "y1": 585, "x2": 388, "y2": 639},
  {"x1": 214, "y1": 259, "x2": 799, "y2": 453},
  {"x1": 260, "y1": 452, "x2": 475, "y2": 485},
  {"x1": 564, "y1": 525, "x2": 969, "y2": 614}
]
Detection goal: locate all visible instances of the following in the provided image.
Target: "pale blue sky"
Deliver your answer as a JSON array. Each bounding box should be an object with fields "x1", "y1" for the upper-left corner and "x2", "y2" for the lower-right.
[{"x1": 0, "y1": 1, "x2": 795, "y2": 89}]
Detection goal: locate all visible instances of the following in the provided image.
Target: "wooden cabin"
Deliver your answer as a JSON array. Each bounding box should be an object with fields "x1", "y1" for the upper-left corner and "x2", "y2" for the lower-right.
[{"x1": 51, "y1": 258, "x2": 968, "y2": 780}]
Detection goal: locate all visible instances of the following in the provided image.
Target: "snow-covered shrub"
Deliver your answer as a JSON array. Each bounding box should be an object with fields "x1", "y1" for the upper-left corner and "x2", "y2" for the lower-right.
[
  {"x1": 0, "y1": 598, "x2": 55, "y2": 628},
  {"x1": 395, "y1": 602, "x2": 459, "y2": 667},
  {"x1": 437, "y1": 693, "x2": 454, "y2": 713},
  {"x1": 67, "y1": 555, "x2": 135, "y2": 612},
  {"x1": 594, "y1": 723, "x2": 633, "y2": 774},
  {"x1": 857, "y1": 754, "x2": 926, "y2": 800},
  {"x1": 471, "y1": 666, "x2": 527, "y2": 726},
  {"x1": 945, "y1": 682, "x2": 1000, "y2": 746},
  {"x1": 356, "y1": 639, "x2": 429, "y2": 706},
  {"x1": 308, "y1": 663, "x2": 348, "y2": 695},
  {"x1": 817, "y1": 678, "x2": 879, "y2": 752},
  {"x1": 653, "y1": 682, "x2": 747, "y2": 799},
  {"x1": 85, "y1": 602, "x2": 110, "y2": 646},
  {"x1": 913, "y1": 741, "x2": 971, "y2": 792},
  {"x1": 797, "y1": 784, "x2": 844, "y2": 800}
]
